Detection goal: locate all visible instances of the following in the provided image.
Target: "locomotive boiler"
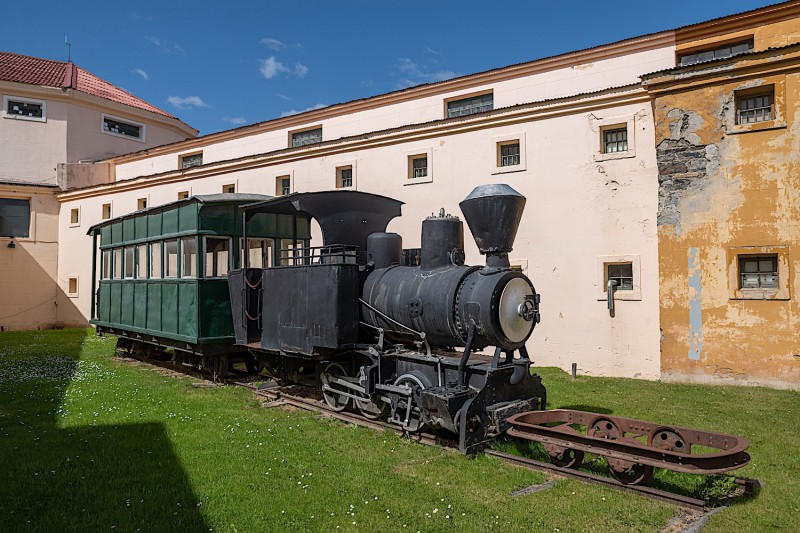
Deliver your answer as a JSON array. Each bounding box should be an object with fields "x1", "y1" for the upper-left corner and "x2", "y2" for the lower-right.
[{"x1": 229, "y1": 184, "x2": 547, "y2": 453}]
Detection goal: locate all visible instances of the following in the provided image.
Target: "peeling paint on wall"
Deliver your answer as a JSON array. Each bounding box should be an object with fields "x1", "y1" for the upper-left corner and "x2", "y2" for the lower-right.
[{"x1": 687, "y1": 247, "x2": 703, "y2": 361}]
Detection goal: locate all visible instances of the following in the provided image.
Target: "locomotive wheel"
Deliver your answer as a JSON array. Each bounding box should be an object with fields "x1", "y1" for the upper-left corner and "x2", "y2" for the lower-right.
[
  {"x1": 649, "y1": 428, "x2": 690, "y2": 454},
  {"x1": 394, "y1": 373, "x2": 427, "y2": 432},
  {"x1": 607, "y1": 437, "x2": 654, "y2": 485},
  {"x1": 543, "y1": 426, "x2": 584, "y2": 468},
  {"x1": 355, "y1": 396, "x2": 388, "y2": 420},
  {"x1": 213, "y1": 354, "x2": 229, "y2": 380},
  {"x1": 588, "y1": 418, "x2": 623, "y2": 440},
  {"x1": 245, "y1": 358, "x2": 264, "y2": 375},
  {"x1": 321, "y1": 363, "x2": 351, "y2": 412}
]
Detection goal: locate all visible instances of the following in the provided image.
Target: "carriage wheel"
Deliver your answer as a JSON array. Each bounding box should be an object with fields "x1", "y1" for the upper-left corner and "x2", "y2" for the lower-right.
[
  {"x1": 213, "y1": 354, "x2": 229, "y2": 381},
  {"x1": 245, "y1": 358, "x2": 264, "y2": 375}
]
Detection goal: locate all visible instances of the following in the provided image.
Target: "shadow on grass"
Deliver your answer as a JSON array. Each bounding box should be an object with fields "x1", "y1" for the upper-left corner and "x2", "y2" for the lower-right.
[
  {"x1": 0, "y1": 329, "x2": 209, "y2": 531},
  {"x1": 556, "y1": 404, "x2": 614, "y2": 415}
]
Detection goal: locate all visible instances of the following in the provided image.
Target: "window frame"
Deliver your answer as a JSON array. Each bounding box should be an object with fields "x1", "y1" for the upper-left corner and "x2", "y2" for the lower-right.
[
  {"x1": 177, "y1": 190, "x2": 191, "y2": 200},
  {"x1": 289, "y1": 126, "x2": 323, "y2": 148},
  {"x1": 241, "y1": 237, "x2": 275, "y2": 269},
  {"x1": 179, "y1": 151, "x2": 203, "y2": 169},
  {"x1": 677, "y1": 38, "x2": 753, "y2": 67},
  {"x1": 276, "y1": 175, "x2": 292, "y2": 196},
  {"x1": 203, "y1": 236, "x2": 233, "y2": 278},
  {"x1": 222, "y1": 183, "x2": 236, "y2": 194},
  {"x1": 136, "y1": 197, "x2": 148, "y2": 211},
  {"x1": 735, "y1": 87, "x2": 774, "y2": 125},
  {"x1": 335, "y1": 163, "x2": 356, "y2": 189},
  {"x1": 67, "y1": 277, "x2": 79, "y2": 297},
  {"x1": 113, "y1": 248, "x2": 124, "y2": 279},
  {"x1": 728, "y1": 246, "x2": 790, "y2": 300},
  {"x1": 726, "y1": 77, "x2": 786, "y2": 134},
  {"x1": 123, "y1": 246, "x2": 135, "y2": 279},
  {"x1": 444, "y1": 90, "x2": 494, "y2": 119},
  {"x1": 69, "y1": 207, "x2": 81, "y2": 227},
  {"x1": 0, "y1": 197, "x2": 31, "y2": 239},
  {"x1": 404, "y1": 148, "x2": 433, "y2": 185},
  {"x1": 2, "y1": 95, "x2": 46, "y2": 123},
  {"x1": 150, "y1": 241, "x2": 163, "y2": 279},
  {"x1": 163, "y1": 239, "x2": 179, "y2": 279},
  {"x1": 135, "y1": 243, "x2": 148, "y2": 279},
  {"x1": 596, "y1": 255, "x2": 642, "y2": 301},
  {"x1": 593, "y1": 115, "x2": 636, "y2": 162},
  {"x1": 101, "y1": 113, "x2": 146, "y2": 142},
  {"x1": 101, "y1": 203, "x2": 112, "y2": 220},
  {"x1": 180, "y1": 236, "x2": 198, "y2": 279}
]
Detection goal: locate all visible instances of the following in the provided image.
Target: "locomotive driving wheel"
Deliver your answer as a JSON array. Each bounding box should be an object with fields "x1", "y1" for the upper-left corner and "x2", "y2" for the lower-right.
[
  {"x1": 649, "y1": 428, "x2": 690, "y2": 453},
  {"x1": 355, "y1": 395, "x2": 388, "y2": 420},
  {"x1": 321, "y1": 363, "x2": 351, "y2": 412},
  {"x1": 607, "y1": 443, "x2": 655, "y2": 486},
  {"x1": 394, "y1": 373, "x2": 428, "y2": 432}
]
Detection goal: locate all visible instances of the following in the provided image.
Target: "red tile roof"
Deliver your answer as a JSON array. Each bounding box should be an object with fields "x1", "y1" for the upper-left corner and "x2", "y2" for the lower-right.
[{"x1": 0, "y1": 51, "x2": 176, "y2": 119}]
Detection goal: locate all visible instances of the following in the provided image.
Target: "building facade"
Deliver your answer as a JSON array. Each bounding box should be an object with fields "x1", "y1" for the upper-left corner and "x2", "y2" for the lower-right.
[
  {"x1": 5, "y1": 2, "x2": 800, "y2": 389},
  {"x1": 0, "y1": 52, "x2": 197, "y2": 330}
]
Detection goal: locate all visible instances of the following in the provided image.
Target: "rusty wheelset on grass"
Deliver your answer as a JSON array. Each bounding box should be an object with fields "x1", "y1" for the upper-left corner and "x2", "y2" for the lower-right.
[{"x1": 505, "y1": 409, "x2": 751, "y2": 485}]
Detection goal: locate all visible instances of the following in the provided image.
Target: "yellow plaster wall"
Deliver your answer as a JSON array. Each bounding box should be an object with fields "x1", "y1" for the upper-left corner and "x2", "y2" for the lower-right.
[{"x1": 654, "y1": 69, "x2": 800, "y2": 389}]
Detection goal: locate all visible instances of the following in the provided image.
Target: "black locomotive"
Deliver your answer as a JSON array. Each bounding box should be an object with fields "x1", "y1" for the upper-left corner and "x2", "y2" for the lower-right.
[{"x1": 228, "y1": 184, "x2": 546, "y2": 453}]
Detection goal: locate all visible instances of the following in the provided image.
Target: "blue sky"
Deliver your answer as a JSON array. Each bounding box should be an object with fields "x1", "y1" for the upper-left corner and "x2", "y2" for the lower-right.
[{"x1": 2, "y1": 0, "x2": 773, "y2": 135}]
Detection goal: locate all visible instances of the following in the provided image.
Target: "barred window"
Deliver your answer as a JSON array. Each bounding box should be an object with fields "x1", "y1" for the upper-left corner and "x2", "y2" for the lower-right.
[
  {"x1": 291, "y1": 127, "x2": 322, "y2": 147},
  {"x1": 276, "y1": 176, "x2": 291, "y2": 196},
  {"x1": 447, "y1": 93, "x2": 493, "y2": 118},
  {"x1": 607, "y1": 263, "x2": 633, "y2": 290},
  {"x1": 500, "y1": 142, "x2": 520, "y2": 167},
  {"x1": 337, "y1": 166, "x2": 353, "y2": 188},
  {"x1": 678, "y1": 40, "x2": 753, "y2": 66},
  {"x1": 603, "y1": 127, "x2": 628, "y2": 154},
  {"x1": 739, "y1": 255, "x2": 778, "y2": 289},
  {"x1": 180, "y1": 153, "x2": 203, "y2": 169},
  {"x1": 410, "y1": 156, "x2": 427, "y2": 178},
  {"x1": 737, "y1": 90, "x2": 773, "y2": 124}
]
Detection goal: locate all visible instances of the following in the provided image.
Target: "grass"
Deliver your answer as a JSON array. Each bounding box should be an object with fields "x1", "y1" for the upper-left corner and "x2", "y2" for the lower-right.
[{"x1": 0, "y1": 329, "x2": 797, "y2": 532}]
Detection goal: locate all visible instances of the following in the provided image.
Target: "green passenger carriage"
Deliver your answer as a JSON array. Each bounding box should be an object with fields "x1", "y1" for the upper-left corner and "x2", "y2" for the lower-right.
[{"x1": 88, "y1": 193, "x2": 311, "y2": 377}]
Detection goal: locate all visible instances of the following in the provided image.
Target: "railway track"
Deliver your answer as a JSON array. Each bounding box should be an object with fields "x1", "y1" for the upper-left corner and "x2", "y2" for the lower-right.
[{"x1": 122, "y1": 353, "x2": 758, "y2": 512}]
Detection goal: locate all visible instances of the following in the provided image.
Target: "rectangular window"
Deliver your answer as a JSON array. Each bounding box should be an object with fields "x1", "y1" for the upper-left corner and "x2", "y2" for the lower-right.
[
  {"x1": 101, "y1": 203, "x2": 112, "y2": 220},
  {"x1": 276, "y1": 176, "x2": 291, "y2": 196},
  {"x1": 607, "y1": 263, "x2": 633, "y2": 290},
  {"x1": 291, "y1": 127, "x2": 322, "y2": 147},
  {"x1": 164, "y1": 240, "x2": 179, "y2": 278},
  {"x1": 603, "y1": 127, "x2": 628, "y2": 154},
  {"x1": 150, "y1": 242, "x2": 162, "y2": 279},
  {"x1": 447, "y1": 93, "x2": 493, "y2": 118},
  {"x1": 68, "y1": 277, "x2": 78, "y2": 296},
  {"x1": 102, "y1": 249, "x2": 112, "y2": 279},
  {"x1": 113, "y1": 248, "x2": 123, "y2": 279},
  {"x1": 102, "y1": 114, "x2": 144, "y2": 140},
  {"x1": 678, "y1": 39, "x2": 753, "y2": 66},
  {"x1": 204, "y1": 237, "x2": 231, "y2": 277},
  {"x1": 181, "y1": 237, "x2": 197, "y2": 278},
  {"x1": 737, "y1": 89, "x2": 773, "y2": 124},
  {"x1": 409, "y1": 155, "x2": 428, "y2": 179},
  {"x1": 70, "y1": 208, "x2": 80, "y2": 225},
  {"x1": 123, "y1": 246, "x2": 135, "y2": 279},
  {"x1": 244, "y1": 238, "x2": 273, "y2": 268},
  {"x1": 180, "y1": 152, "x2": 203, "y2": 169},
  {"x1": 178, "y1": 191, "x2": 190, "y2": 200},
  {"x1": 739, "y1": 255, "x2": 778, "y2": 289},
  {"x1": 3, "y1": 95, "x2": 45, "y2": 122},
  {"x1": 222, "y1": 184, "x2": 236, "y2": 194},
  {"x1": 337, "y1": 166, "x2": 353, "y2": 188},
  {"x1": 136, "y1": 244, "x2": 148, "y2": 279},
  {"x1": 137, "y1": 198, "x2": 148, "y2": 210},
  {"x1": 0, "y1": 198, "x2": 30, "y2": 237},
  {"x1": 499, "y1": 142, "x2": 520, "y2": 167},
  {"x1": 279, "y1": 239, "x2": 307, "y2": 266}
]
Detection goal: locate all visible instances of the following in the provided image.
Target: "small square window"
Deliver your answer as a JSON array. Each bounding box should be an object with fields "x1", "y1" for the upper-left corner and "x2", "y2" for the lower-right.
[
  {"x1": 291, "y1": 127, "x2": 322, "y2": 147},
  {"x1": 178, "y1": 191, "x2": 190, "y2": 200},
  {"x1": 498, "y1": 141, "x2": 520, "y2": 167},
  {"x1": 607, "y1": 262, "x2": 633, "y2": 290},
  {"x1": 222, "y1": 184, "x2": 236, "y2": 194},
  {"x1": 101, "y1": 203, "x2": 112, "y2": 220},
  {"x1": 738, "y1": 254, "x2": 778, "y2": 289},
  {"x1": 408, "y1": 155, "x2": 428, "y2": 179},
  {"x1": 180, "y1": 152, "x2": 203, "y2": 169},
  {"x1": 603, "y1": 127, "x2": 628, "y2": 154},
  {"x1": 137, "y1": 198, "x2": 148, "y2": 210},
  {"x1": 0, "y1": 198, "x2": 31, "y2": 238},
  {"x1": 736, "y1": 89, "x2": 773, "y2": 124},
  {"x1": 337, "y1": 166, "x2": 353, "y2": 188},
  {"x1": 67, "y1": 277, "x2": 78, "y2": 296},
  {"x1": 70, "y1": 208, "x2": 80, "y2": 225},
  {"x1": 276, "y1": 176, "x2": 291, "y2": 196}
]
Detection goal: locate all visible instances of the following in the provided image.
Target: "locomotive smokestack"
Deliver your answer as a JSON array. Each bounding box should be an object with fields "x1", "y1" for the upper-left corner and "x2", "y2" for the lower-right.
[{"x1": 459, "y1": 184, "x2": 526, "y2": 268}]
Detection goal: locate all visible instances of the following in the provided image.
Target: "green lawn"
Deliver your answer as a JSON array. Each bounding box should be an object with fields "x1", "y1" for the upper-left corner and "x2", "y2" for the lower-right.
[{"x1": 0, "y1": 329, "x2": 797, "y2": 532}]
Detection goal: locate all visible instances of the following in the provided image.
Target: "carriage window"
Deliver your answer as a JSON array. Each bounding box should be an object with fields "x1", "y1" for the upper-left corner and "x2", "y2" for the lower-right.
[
  {"x1": 181, "y1": 237, "x2": 197, "y2": 278},
  {"x1": 123, "y1": 247, "x2": 135, "y2": 279},
  {"x1": 243, "y1": 238, "x2": 274, "y2": 268},
  {"x1": 113, "y1": 248, "x2": 123, "y2": 279},
  {"x1": 136, "y1": 244, "x2": 148, "y2": 278},
  {"x1": 164, "y1": 240, "x2": 178, "y2": 278},
  {"x1": 102, "y1": 249, "x2": 112, "y2": 279},
  {"x1": 279, "y1": 239, "x2": 309, "y2": 266},
  {"x1": 205, "y1": 237, "x2": 231, "y2": 277},
  {"x1": 150, "y1": 242, "x2": 162, "y2": 279}
]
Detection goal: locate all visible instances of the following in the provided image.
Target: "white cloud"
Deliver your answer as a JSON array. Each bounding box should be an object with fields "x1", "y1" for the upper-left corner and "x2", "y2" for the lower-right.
[
  {"x1": 395, "y1": 57, "x2": 456, "y2": 88},
  {"x1": 132, "y1": 68, "x2": 149, "y2": 80},
  {"x1": 223, "y1": 116, "x2": 247, "y2": 125},
  {"x1": 280, "y1": 103, "x2": 326, "y2": 118},
  {"x1": 294, "y1": 63, "x2": 309, "y2": 77},
  {"x1": 167, "y1": 96, "x2": 208, "y2": 110},
  {"x1": 145, "y1": 36, "x2": 184, "y2": 55},
  {"x1": 260, "y1": 37, "x2": 285, "y2": 51},
  {"x1": 259, "y1": 56, "x2": 289, "y2": 79},
  {"x1": 275, "y1": 93, "x2": 292, "y2": 101}
]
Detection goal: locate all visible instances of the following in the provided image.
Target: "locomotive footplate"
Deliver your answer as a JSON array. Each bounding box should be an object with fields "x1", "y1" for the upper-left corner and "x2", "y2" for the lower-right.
[{"x1": 506, "y1": 409, "x2": 750, "y2": 485}]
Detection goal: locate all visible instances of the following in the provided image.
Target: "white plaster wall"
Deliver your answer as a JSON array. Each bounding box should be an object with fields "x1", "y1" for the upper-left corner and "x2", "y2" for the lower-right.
[
  {"x1": 58, "y1": 97, "x2": 661, "y2": 379},
  {"x1": 113, "y1": 45, "x2": 675, "y2": 182}
]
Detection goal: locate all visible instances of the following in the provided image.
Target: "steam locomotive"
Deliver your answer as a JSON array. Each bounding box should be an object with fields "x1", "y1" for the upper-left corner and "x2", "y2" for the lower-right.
[{"x1": 228, "y1": 184, "x2": 545, "y2": 453}]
